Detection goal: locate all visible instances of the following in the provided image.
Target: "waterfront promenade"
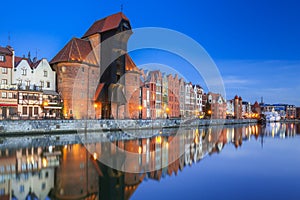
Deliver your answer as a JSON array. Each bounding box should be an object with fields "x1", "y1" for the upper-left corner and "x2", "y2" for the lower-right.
[{"x1": 0, "y1": 119, "x2": 258, "y2": 136}]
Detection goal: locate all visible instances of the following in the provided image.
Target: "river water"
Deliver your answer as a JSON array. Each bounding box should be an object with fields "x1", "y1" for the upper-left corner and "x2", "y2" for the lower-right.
[{"x1": 0, "y1": 122, "x2": 299, "y2": 200}]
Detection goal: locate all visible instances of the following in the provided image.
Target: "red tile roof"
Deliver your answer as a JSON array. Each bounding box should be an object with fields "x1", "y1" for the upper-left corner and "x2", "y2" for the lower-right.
[
  {"x1": 125, "y1": 54, "x2": 139, "y2": 72},
  {"x1": 0, "y1": 46, "x2": 13, "y2": 55},
  {"x1": 50, "y1": 38, "x2": 98, "y2": 66},
  {"x1": 0, "y1": 46, "x2": 13, "y2": 68},
  {"x1": 31, "y1": 59, "x2": 42, "y2": 69},
  {"x1": 82, "y1": 12, "x2": 130, "y2": 38},
  {"x1": 14, "y1": 56, "x2": 23, "y2": 65}
]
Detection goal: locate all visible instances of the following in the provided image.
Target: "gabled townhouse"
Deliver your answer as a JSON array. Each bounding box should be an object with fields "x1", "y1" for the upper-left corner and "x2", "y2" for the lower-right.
[
  {"x1": 193, "y1": 85, "x2": 204, "y2": 118},
  {"x1": 206, "y1": 92, "x2": 226, "y2": 119},
  {"x1": 167, "y1": 74, "x2": 180, "y2": 118},
  {"x1": 0, "y1": 46, "x2": 18, "y2": 119},
  {"x1": 11, "y1": 56, "x2": 60, "y2": 119}
]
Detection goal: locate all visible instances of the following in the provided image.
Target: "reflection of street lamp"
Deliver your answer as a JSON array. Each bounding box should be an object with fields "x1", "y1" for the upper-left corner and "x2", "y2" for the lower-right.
[
  {"x1": 138, "y1": 105, "x2": 142, "y2": 119},
  {"x1": 94, "y1": 103, "x2": 98, "y2": 119},
  {"x1": 166, "y1": 107, "x2": 170, "y2": 119}
]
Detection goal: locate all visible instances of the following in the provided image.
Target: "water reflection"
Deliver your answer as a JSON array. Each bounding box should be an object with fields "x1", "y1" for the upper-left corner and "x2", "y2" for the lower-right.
[{"x1": 0, "y1": 123, "x2": 299, "y2": 200}]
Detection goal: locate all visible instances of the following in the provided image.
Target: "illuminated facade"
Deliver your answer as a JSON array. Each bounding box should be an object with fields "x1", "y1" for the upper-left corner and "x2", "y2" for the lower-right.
[{"x1": 51, "y1": 12, "x2": 140, "y2": 119}]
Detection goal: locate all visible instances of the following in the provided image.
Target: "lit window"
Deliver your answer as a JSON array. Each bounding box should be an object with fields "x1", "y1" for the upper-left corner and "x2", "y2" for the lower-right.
[
  {"x1": 0, "y1": 55, "x2": 5, "y2": 62},
  {"x1": 1, "y1": 67, "x2": 7, "y2": 74},
  {"x1": 44, "y1": 70, "x2": 48, "y2": 77}
]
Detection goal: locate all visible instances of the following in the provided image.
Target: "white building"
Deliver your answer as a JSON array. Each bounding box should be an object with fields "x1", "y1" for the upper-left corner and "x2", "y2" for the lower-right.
[
  {"x1": 12, "y1": 57, "x2": 60, "y2": 118},
  {"x1": 13, "y1": 57, "x2": 56, "y2": 91},
  {"x1": 193, "y1": 85, "x2": 203, "y2": 117},
  {"x1": 0, "y1": 46, "x2": 14, "y2": 88},
  {"x1": 227, "y1": 100, "x2": 234, "y2": 118}
]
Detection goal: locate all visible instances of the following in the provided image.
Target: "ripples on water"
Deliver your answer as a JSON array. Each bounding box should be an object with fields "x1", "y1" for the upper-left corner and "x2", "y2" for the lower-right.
[{"x1": 0, "y1": 123, "x2": 299, "y2": 200}]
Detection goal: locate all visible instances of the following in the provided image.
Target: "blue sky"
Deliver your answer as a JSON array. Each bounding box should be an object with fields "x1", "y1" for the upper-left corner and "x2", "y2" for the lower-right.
[{"x1": 1, "y1": 0, "x2": 300, "y2": 105}]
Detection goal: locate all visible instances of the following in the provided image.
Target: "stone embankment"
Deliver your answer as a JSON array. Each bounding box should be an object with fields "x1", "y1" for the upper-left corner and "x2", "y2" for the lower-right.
[{"x1": 0, "y1": 119, "x2": 258, "y2": 137}]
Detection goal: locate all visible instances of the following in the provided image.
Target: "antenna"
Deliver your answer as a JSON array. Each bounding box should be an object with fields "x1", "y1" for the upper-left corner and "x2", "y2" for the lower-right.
[
  {"x1": 8, "y1": 32, "x2": 11, "y2": 46},
  {"x1": 121, "y1": 4, "x2": 123, "y2": 12},
  {"x1": 35, "y1": 48, "x2": 38, "y2": 59}
]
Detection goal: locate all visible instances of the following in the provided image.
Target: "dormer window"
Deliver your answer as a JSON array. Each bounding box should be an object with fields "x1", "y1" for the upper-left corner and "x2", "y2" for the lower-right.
[
  {"x1": 0, "y1": 55, "x2": 5, "y2": 62},
  {"x1": 122, "y1": 22, "x2": 130, "y2": 31}
]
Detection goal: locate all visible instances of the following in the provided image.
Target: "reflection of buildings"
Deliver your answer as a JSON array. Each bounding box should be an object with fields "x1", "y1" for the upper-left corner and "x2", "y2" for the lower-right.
[
  {"x1": 2, "y1": 123, "x2": 299, "y2": 199},
  {"x1": 0, "y1": 146, "x2": 60, "y2": 200},
  {"x1": 54, "y1": 144, "x2": 98, "y2": 199}
]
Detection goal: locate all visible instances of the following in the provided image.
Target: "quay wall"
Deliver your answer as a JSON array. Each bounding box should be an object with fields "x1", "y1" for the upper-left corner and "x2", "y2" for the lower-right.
[{"x1": 0, "y1": 119, "x2": 258, "y2": 136}]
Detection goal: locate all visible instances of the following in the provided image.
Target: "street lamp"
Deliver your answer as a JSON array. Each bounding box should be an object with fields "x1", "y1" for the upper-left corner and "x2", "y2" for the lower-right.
[
  {"x1": 94, "y1": 103, "x2": 98, "y2": 119},
  {"x1": 138, "y1": 105, "x2": 142, "y2": 119},
  {"x1": 166, "y1": 107, "x2": 170, "y2": 119}
]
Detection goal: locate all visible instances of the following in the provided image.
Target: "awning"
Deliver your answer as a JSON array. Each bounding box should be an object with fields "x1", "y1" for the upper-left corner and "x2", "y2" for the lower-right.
[
  {"x1": 44, "y1": 106, "x2": 62, "y2": 109},
  {"x1": 43, "y1": 90, "x2": 59, "y2": 96},
  {"x1": 0, "y1": 104, "x2": 17, "y2": 107}
]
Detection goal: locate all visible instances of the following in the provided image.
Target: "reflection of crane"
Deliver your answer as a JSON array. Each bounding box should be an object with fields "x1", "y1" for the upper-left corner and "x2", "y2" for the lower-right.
[{"x1": 260, "y1": 127, "x2": 265, "y2": 148}]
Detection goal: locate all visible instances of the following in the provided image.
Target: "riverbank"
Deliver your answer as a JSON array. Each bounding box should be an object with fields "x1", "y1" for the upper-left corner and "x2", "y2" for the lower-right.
[{"x1": 0, "y1": 119, "x2": 258, "y2": 137}]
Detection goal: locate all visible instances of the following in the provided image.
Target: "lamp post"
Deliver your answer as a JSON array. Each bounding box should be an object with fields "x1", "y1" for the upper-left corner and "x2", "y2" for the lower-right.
[
  {"x1": 166, "y1": 107, "x2": 170, "y2": 119},
  {"x1": 138, "y1": 105, "x2": 142, "y2": 119},
  {"x1": 94, "y1": 103, "x2": 98, "y2": 119}
]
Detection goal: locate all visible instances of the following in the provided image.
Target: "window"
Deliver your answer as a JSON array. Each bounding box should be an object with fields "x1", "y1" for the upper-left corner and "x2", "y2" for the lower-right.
[
  {"x1": 6, "y1": 165, "x2": 10, "y2": 172},
  {"x1": 45, "y1": 171, "x2": 49, "y2": 178},
  {"x1": 21, "y1": 68, "x2": 27, "y2": 76},
  {"x1": 82, "y1": 67, "x2": 84, "y2": 72},
  {"x1": 19, "y1": 185, "x2": 25, "y2": 193},
  {"x1": 34, "y1": 107, "x2": 38, "y2": 115},
  {"x1": 0, "y1": 188, "x2": 5, "y2": 195},
  {"x1": 40, "y1": 81, "x2": 44, "y2": 88},
  {"x1": 44, "y1": 70, "x2": 48, "y2": 77},
  {"x1": 23, "y1": 107, "x2": 27, "y2": 115},
  {"x1": 11, "y1": 165, "x2": 15, "y2": 172},
  {"x1": 8, "y1": 92, "x2": 13, "y2": 98},
  {"x1": 1, "y1": 67, "x2": 7, "y2": 74},
  {"x1": 62, "y1": 66, "x2": 66, "y2": 73},
  {"x1": 38, "y1": 171, "x2": 43, "y2": 179},
  {"x1": 1, "y1": 79, "x2": 7, "y2": 85},
  {"x1": 0, "y1": 166, "x2": 4, "y2": 173},
  {"x1": 25, "y1": 80, "x2": 30, "y2": 86},
  {"x1": 42, "y1": 183, "x2": 46, "y2": 190},
  {"x1": 17, "y1": 79, "x2": 22, "y2": 85},
  {"x1": 1, "y1": 92, "x2": 7, "y2": 98},
  {"x1": 46, "y1": 82, "x2": 50, "y2": 88},
  {"x1": 0, "y1": 55, "x2": 5, "y2": 62}
]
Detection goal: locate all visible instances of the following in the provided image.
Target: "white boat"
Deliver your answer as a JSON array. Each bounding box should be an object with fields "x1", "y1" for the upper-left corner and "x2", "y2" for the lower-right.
[{"x1": 264, "y1": 111, "x2": 281, "y2": 122}]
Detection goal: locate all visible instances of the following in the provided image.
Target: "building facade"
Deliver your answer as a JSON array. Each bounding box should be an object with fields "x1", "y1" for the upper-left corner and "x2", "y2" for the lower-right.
[{"x1": 206, "y1": 92, "x2": 226, "y2": 119}]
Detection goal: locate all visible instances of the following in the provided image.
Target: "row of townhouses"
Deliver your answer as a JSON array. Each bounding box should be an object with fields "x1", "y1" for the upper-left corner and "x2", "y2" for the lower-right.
[
  {"x1": 0, "y1": 46, "x2": 62, "y2": 119},
  {"x1": 0, "y1": 12, "x2": 298, "y2": 120}
]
